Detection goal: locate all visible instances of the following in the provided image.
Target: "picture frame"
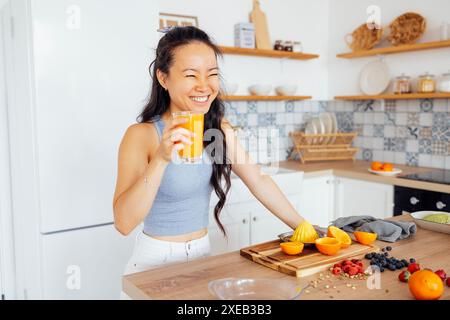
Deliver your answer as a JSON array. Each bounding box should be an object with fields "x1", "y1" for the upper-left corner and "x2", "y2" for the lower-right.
[{"x1": 159, "y1": 12, "x2": 199, "y2": 29}]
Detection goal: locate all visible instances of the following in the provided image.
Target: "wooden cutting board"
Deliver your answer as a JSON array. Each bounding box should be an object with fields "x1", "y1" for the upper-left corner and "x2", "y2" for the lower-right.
[
  {"x1": 250, "y1": 0, "x2": 272, "y2": 50},
  {"x1": 240, "y1": 240, "x2": 379, "y2": 277}
]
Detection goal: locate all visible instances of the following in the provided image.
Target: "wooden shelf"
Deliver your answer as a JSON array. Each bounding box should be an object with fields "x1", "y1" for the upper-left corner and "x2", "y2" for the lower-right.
[
  {"x1": 334, "y1": 93, "x2": 450, "y2": 101},
  {"x1": 221, "y1": 95, "x2": 312, "y2": 101},
  {"x1": 219, "y1": 46, "x2": 319, "y2": 60},
  {"x1": 337, "y1": 40, "x2": 450, "y2": 58}
]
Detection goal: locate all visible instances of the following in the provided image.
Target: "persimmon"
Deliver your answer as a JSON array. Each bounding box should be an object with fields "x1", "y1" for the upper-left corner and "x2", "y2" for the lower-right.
[
  {"x1": 381, "y1": 163, "x2": 394, "y2": 172},
  {"x1": 408, "y1": 270, "x2": 444, "y2": 300}
]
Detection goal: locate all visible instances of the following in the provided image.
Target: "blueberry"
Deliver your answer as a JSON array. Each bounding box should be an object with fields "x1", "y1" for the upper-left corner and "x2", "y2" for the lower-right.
[
  {"x1": 396, "y1": 263, "x2": 403, "y2": 269},
  {"x1": 380, "y1": 267, "x2": 385, "y2": 272},
  {"x1": 384, "y1": 252, "x2": 389, "y2": 257},
  {"x1": 388, "y1": 264, "x2": 396, "y2": 271},
  {"x1": 365, "y1": 253, "x2": 373, "y2": 259},
  {"x1": 381, "y1": 248, "x2": 386, "y2": 252},
  {"x1": 410, "y1": 258, "x2": 416, "y2": 263},
  {"x1": 370, "y1": 261, "x2": 376, "y2": 265},
  {"x1": 386, "y1": 246, "x2": 392, "y2": 251}
]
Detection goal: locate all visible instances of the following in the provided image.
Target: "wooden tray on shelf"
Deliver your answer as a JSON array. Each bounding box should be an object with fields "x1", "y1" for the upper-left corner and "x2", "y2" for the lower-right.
[{"x1": 289, "y1": 132, "x2": 359, "y2": 164}]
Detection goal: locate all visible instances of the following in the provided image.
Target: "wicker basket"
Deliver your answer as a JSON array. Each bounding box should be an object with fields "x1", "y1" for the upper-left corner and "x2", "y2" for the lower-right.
[
  {"x1": 388, "y1": 12, "x2": 426, "y2": 46},
  {"x1": 290, "y1": 132, "x2": 358, "y2": 164},
  {"x1": 345, "y1": 23, "x2": 383, "y2": 51}
]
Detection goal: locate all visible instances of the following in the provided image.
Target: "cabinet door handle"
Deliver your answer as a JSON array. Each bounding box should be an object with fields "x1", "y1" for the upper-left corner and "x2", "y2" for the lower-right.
[
  {"x1": 242, "y1": 218, "x2": 248, "y2": 224},
  {"x1": 436, "y1": 201, "x2": 447, "y2": 210},
  {"x1": 253, "y1": 216, "x2": 257, "y2": 222},
  {"x1": 410, "y1": 197, "x2": 420, "y2": 205}
]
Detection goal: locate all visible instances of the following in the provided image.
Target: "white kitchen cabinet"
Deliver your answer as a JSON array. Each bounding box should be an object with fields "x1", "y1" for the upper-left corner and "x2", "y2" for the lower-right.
[
  {"x1": 298, "y1": 175, "x2": 335, "y2": 227},
  {"x1": 208, "y1": 169, "x2": 303, "y2": 254},
  {"x1": 334, "y1": 177, "x2": 394, "y2": 220},
  {"x1": 249, "y1": 200, "x2": 294, "y2": 244},
  {"x1": 208, "y1": 204, "x2": 251, "y2": 256},
  {"x1": 40, "y1": 224, "x2": 137, "y2": 300}
]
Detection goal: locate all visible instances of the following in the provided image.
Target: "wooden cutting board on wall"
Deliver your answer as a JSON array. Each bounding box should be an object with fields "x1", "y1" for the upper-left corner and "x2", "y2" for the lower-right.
[
  {"x1": 240, "y1": 240, "x2": 379, "y2": 277},
  {"x1": 250, "y1": 0, "x2": 272, "y2": 50}
]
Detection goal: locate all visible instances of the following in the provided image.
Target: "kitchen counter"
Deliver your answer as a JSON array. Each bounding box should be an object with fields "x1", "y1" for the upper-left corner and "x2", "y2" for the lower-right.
[
  {"x1": 278, "y1": 160, "x2": 450, "y2": 194},
  {"x1": 123, "y1": 215, "x2": 450, "y2": 300}
]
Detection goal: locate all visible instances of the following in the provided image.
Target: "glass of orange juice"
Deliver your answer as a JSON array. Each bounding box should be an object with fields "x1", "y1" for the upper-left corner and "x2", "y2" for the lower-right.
[{"x1": 172, "y1": 111, "x2": 204, "y2": 163}]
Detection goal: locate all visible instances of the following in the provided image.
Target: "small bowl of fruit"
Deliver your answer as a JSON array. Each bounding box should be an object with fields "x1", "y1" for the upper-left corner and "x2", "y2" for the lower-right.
[{"x1": 368, "y1": 161, "x2": 402, "y2": 176}]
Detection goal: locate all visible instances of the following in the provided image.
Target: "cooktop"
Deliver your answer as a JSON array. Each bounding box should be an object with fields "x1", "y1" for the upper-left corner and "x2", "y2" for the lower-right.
[{"x1": 400, "y1": 169, "x2": 450, "y2": 185}]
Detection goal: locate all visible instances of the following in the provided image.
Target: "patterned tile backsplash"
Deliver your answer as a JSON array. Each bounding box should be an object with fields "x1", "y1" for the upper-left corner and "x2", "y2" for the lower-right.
[{"x1": 224, "y1": 99, "x2": 450, "y2": 170}]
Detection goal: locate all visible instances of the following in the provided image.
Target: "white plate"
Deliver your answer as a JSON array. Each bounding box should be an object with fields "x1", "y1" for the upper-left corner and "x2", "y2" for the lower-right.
[
  {"x1": 359, "y1": 59, "x2": 390, "y2": 95},
  {"x1": 329, "y1": 113, "x2": 338, "y2": 144},
  {"x1": 319, "y1": 113, "x2": 333, "y2": 144},
  {"x1": 368, "y1": 168, "x2": 402, "y2": 176},
  {"x1": 315, "y1": 117, "x2": 326, "y2": 144},
  {"x1": 305, "y1": 120, "x2": 317, "y2": 145},
  {"x1": 310, "y1": 118, "x2": 325, "y2": 144},
  {"x1": 410, "y1": 211, "x2": 450, "y2": 234}
]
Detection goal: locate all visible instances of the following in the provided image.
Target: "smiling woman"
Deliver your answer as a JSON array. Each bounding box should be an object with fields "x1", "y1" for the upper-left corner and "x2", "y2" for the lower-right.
[{"x1": 113, "y1": 26, "x2": 306, "y2": 299}]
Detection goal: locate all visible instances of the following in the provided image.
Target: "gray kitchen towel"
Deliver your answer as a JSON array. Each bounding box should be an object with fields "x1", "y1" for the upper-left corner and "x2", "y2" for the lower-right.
[{"x1": 331, "y1": 215, "x2": 417, "y2": 243}]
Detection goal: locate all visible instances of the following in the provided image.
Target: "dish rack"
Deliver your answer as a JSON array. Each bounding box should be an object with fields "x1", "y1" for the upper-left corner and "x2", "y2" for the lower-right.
[{"x1": 289, "y1": 132, "x2": 359, "y2": 164}]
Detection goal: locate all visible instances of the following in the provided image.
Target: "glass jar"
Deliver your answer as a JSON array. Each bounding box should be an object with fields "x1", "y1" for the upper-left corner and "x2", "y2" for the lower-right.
[
  {"x1": 393, "y1": 73, "x2": 411, "y2": 94},
  {"x1": 292, "y1": 41, "x2": 303, "y2": 53},
  {"x1": 417, "y1": 72, "x2": 436, "y2": 93},
  {"x1": 273, "y1": 40, "x2": 284, "y2": 51},
  {"x1": 437, "y1": 71, "x2": 450, "y2": 93},
  {"x1": 283, "y1": 41, "x2": 293, "y2": 52}
]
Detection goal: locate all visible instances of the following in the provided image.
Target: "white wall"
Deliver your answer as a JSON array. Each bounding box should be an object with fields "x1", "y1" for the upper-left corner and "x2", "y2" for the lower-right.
[
  {"x1": 328, "y1": 0, "x2": 450, "y2": 97},
  {"x1": 158, "y1": 0, "x2": 330, "y2": 99}
]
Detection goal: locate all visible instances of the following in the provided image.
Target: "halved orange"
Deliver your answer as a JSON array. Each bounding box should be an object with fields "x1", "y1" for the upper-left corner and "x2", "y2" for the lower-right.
[
  {"x1": 315, "y1": 237, "x2": 341, "y2": 256},
  {"x1": 327, "y1": 226, "x2": 352, "y2": 249},
  {"x1": 354, "y1": 231, "x2": 377, "y2": 245},
  {"x1": 280, "y1": 241, "x2": 304, "y2": 255}
]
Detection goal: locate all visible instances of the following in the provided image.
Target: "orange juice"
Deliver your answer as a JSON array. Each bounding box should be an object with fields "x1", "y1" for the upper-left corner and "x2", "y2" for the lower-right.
[{"x1": 172, "y1": 111, "x2": 204, "y2": 163}]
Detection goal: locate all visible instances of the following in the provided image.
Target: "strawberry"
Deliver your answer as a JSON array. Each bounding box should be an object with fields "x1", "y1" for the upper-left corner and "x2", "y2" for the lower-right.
[
  {"x1": 333, "y1": 263, "x2": 342, "y2": 269},
  {"x1": 407, "y1": 263, "x2": 420, "y2": 274},
  {"x1": 446, "y1": 277, "x2": 450, "y2": 287},
  {"x1": 435, "y1": 269, "x2": 447, "y2": 281},
  {"x1": 398, "y1": 270, "x2": 411, "y2": 282},
  {"x1": 356, "y1": 261, "x2": 364, "y2": 268},
  {"x1": 343, "y1": 265, "x2": 351, "y2": 273}
]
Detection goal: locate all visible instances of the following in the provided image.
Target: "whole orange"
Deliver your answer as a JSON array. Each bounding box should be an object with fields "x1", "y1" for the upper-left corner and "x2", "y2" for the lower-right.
[
  {"x1": 371, "y1": 161, "x2": 383, "y2": 171},
  {"x1": 381, "y1": 163, "x2": 394, "y2": 172},
  {"x1": 408, "y1": 270, "x2": 444, "y2": 300}
]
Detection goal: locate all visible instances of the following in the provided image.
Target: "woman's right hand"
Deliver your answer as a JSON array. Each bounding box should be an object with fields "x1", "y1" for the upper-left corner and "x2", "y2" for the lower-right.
[{"x1": 155, "y1": 117, "x2": 194, "y2": 163}]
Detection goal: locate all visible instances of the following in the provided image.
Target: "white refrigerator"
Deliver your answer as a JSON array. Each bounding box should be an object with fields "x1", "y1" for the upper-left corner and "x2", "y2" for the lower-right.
[{"x1": 2, "y1": 0, "x2": 159, "y2": 299}]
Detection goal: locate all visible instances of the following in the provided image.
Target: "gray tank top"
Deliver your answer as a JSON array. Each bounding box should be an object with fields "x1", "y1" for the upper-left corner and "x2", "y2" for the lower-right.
[{"x1": 143, "y1": 116, "x2": 214, "y2": 236}]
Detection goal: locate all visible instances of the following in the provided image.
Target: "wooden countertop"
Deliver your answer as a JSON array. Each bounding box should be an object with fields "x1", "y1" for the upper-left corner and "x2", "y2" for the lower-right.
[
  {"x1": 123, "y1": 215, "x2": 450, "y2": 300},
  {"x1": 278, "y1": 160, "x2": 450, "y2": 194}
]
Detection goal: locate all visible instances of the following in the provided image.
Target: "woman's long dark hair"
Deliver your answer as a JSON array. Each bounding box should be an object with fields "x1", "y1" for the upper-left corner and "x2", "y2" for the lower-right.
[{"x1": 137, "y1": 26, "x2": 232, "y2": 236}]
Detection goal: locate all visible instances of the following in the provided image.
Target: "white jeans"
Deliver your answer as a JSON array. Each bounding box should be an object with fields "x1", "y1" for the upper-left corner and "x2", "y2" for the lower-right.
[{"x1": 120, "y1": 231, "x2": 211, "y2": 299}]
